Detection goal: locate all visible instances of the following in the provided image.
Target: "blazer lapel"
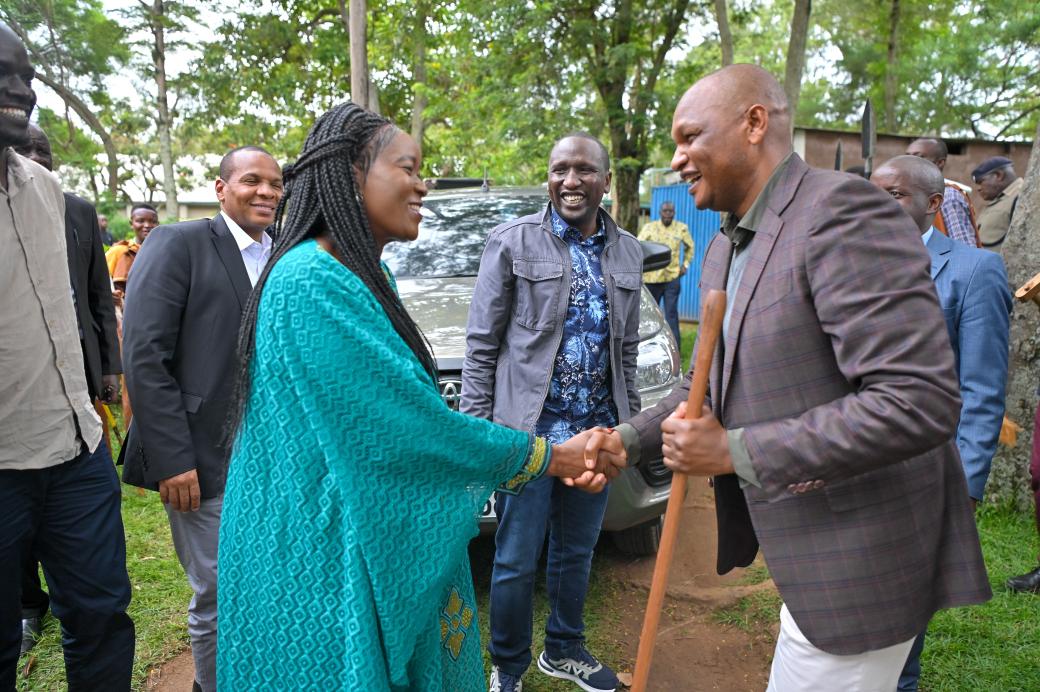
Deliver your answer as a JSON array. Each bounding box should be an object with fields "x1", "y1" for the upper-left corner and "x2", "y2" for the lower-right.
[
  {"x1": 210, "y1": 215, "x2": 252, "y2": 310},
  {"x1": 720, "y1": 157, "x2": 807, "y2": 414},
  {"x1": 926, "y1": 229, "x2": 952, "y2": 280}
]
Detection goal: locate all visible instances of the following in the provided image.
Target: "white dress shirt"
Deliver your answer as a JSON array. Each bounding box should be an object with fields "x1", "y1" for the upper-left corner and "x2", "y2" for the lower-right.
[{"x1": 221, "y1": 211, "x2": 272, "y2": 287}]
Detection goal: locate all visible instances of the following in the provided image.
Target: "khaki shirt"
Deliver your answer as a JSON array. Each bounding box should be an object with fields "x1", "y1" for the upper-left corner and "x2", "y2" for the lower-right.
[
  {"x1": 977, "y1": 177, "x2": 1023, "y2": 249},
  {"x1": 0, "y1": 149, "x2": 101, "y2": 470},
  {"x1": 638, "y1": 219, "x2": 692, "y2": 283}
]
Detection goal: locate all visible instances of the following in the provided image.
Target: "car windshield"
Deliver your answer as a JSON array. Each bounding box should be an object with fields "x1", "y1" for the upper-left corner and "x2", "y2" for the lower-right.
[{"x1": 382, "y1": 191, "x2": 546, "y2": 277}]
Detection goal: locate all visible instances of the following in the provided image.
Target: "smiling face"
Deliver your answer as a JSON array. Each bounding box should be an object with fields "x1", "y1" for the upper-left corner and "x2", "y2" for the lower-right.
[
  {"x1": 130, "y1": 207, "x2": 159, "y2": 242},
  {"x1": 670, "y1": 85, "x2": 755, "y2": 216},
  {"x1": 547, "y1": 136, "x2": 611, "y2": 236},
  {"x1": 215, "y1": 149, "x2": 284, "y2": 237},
  {"x1": 361, "y1": 129, "x2": 428, "y2": 253},
  {"x1": 0, "y1": 25, "x2": 37, "y2": 149}
]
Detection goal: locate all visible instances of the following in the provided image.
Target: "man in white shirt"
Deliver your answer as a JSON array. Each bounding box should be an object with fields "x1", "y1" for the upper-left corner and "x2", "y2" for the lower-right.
[
  {"x1": 0, "y1": 22, "x2": 134, "y2": 689},
  {"x1": 120, "y1": 146, "x2": 282, "y2": 692}
]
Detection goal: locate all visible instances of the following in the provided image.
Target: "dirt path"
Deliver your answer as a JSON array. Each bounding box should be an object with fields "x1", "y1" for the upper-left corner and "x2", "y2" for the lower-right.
[
  {"x1": 602, "y1": 484, "x2": 776, "y2": 690},
  {"x1": 146, "y1": 485, "x2": 776, "y2": 690}
]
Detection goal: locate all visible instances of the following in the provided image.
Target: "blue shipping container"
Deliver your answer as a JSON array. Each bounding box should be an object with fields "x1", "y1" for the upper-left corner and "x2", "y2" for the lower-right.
[{"x1": 647, "y1": 184, "x2": 721, "y2": 322}]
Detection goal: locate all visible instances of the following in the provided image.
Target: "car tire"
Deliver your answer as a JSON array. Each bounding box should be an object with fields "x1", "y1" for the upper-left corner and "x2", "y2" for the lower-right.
[{"x1": 610, "y1": 517, "x2": 662, "y2": 557}]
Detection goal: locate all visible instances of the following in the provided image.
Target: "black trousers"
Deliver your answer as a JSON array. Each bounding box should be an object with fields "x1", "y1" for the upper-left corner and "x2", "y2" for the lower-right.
[{"x1": 0, "y1": 441, "x2": 134, "y2": 691}]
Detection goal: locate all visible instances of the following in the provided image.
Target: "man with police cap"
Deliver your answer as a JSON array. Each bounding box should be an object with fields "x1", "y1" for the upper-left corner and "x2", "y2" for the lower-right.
[{"x1": 972, "y1": 156, "x2": 1023, "y2": 251}]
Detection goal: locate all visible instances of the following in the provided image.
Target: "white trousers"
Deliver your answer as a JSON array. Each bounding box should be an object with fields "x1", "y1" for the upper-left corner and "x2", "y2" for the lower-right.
[{"x1": 766, "y1": 603, "x2": 915, "y2": 692}]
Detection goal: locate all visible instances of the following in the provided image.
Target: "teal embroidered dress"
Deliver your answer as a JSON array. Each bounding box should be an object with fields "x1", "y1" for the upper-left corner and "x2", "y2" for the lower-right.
[{"x1": 217, "y1": 241, "x2": 548, "y2": 690}]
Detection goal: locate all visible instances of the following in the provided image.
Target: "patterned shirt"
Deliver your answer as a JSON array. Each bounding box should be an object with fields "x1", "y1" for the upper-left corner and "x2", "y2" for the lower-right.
[
  {"x1": 535, "y1": 208, "x2": 618, "y2": 444},
  {"x1": 638, "y1": 219, "x2": 693, "y2": 283},
  {"x1": 940, "y1": 185, "x2": 978, "y2": 248}
]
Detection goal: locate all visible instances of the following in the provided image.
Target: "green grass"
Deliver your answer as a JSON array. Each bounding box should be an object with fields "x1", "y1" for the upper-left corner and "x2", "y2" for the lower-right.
[
  {"x1": 679, "y1": 321, "x2": 697, "y2": 372},
  {"x1": 17, "y1": 412, "x2": 192, "y2": 692},
  {"x1": 709, "y1": 505, "x2": 1040, "y2": 692},
  {"x1": 921, "y1": 504, "x2": 1040, "y2": 692}
]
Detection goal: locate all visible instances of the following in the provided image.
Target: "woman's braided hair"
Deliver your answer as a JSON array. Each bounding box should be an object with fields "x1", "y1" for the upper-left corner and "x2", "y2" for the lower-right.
[{"x1": 227, "y1": 102, "x2": 438, "y2": 440}]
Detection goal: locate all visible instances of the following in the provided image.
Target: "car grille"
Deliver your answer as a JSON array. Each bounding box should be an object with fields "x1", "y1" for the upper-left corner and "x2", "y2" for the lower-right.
[
  {"x1": 439, "y1": 377, "x2": 463, "y2": 411},
  {"x1": 639, "y1": 456, "x2": 673, "y2": 488}
]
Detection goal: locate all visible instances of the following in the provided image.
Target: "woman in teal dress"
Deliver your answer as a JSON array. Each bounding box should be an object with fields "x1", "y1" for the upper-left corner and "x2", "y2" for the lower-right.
[{"x1": 217, "y1": 103, "x2": 625, "y2": 690}]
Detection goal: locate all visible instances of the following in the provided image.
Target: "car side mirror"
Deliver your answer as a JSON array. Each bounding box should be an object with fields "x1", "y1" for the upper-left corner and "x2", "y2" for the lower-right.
[{"x1": 641, "y1": 240, "x2": 672, "y2": 272}]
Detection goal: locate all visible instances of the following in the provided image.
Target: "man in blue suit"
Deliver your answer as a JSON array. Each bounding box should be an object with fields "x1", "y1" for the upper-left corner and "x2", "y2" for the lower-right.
[{"x1": 872, "y1": 155, "x2": 1011, "y2": 691}]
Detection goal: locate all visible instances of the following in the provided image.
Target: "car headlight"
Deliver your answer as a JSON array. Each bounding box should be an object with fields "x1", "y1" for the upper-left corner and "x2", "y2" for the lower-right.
[{"x1": 637, "y1": 331, "x2": 680, "y2": 391}]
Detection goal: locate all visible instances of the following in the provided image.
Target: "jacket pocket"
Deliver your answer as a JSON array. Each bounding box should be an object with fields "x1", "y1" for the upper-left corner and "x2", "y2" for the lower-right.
[
  {"x1": 181, "y1": 392, "x2": 203, "y2": 414},
  {"x1": 513, "y1": 259, "x2": 564, "y2": 331},
  {"x1": 610, "y1": 271, "x2": 642, "y2": 332}
]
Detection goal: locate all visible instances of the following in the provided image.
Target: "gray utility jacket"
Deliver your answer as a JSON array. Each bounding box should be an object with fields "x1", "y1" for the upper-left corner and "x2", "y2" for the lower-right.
[{"x1": 461, "y1": 203, "x2": 644, "y2": 432}]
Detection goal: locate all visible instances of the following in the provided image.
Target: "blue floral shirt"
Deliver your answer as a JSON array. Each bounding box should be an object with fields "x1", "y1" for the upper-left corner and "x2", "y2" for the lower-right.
[{"x1": 535, "y1": 208, "x2": 618, "y2": 444}]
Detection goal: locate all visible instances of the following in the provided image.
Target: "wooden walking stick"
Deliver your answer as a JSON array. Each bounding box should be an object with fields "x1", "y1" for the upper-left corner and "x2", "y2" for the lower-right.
[{"x1": 632, "y1": 289, "x2": 726, "y2": 691}]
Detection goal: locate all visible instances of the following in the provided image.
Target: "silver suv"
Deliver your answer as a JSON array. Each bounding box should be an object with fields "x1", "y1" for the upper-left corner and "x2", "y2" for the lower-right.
[{"x1": 383, "y1": 186, "x2": 681, "y2": 555}]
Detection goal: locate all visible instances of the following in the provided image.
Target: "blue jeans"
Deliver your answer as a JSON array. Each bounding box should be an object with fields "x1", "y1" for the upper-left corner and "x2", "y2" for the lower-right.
[
  {"x1": 897, "y1": 630, "x2": 927, "y2": 691},
  {"x1": 488, "y1": 474, "x2": 609, "y2": 676},
  {"x1": 0, "y1": 441, "x2": 134, "y2": 691},
  {"x1": 647, "y1": 278, "x2": 681, "y2": 344}
]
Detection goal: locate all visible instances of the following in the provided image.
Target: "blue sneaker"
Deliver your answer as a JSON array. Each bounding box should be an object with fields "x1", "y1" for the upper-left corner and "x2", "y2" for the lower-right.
[
  {"x1": 537, "y1": 647, "x2": 618, "y2": 692},
  {"x1": 489, "y1": 665, "x2": 523, "y2": 692}
]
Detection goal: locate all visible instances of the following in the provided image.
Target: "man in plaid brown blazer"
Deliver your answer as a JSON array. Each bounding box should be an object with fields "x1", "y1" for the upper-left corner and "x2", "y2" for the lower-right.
[{"x1": 616, "y1": 65, "x2": 990, "y2": 689}]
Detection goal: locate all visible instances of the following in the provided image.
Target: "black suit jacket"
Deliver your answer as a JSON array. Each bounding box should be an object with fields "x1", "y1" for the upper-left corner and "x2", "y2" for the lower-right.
[
  {"x1": 120, "y1": 215, "x2": 253, "y2": 498},
  {"x1": 64, "y1": 192, "x2": 120, "y2": 399}
]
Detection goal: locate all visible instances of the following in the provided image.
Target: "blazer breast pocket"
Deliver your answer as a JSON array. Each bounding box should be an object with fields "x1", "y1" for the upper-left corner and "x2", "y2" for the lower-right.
[
  {"x1": 512, "y1": 259, "x2": 564, "y2": 331},
  {"x1": 746, "y1": 270, "x2": 794, "y2": 315}
]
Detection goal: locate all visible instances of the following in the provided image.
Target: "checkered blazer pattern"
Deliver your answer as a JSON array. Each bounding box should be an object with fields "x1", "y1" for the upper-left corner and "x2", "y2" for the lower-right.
[{"x1": 629, "y1": 155, "x2": 991, "y2": 655}]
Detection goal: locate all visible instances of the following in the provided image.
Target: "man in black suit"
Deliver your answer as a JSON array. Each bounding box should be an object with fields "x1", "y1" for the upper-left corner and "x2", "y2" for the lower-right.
[
  {"x1": 13, "y1": 123, "x2": 122, "y2": 654},
  {"x1": 120, "y1": 146, "x2": 282, "y2": 692}
]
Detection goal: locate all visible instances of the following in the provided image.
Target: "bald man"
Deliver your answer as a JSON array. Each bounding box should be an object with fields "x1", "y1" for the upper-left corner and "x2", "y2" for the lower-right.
[
  {"x1": 872, "y1": 155, "x2": 1009, "y2": 691},
  {"x1": 905, "y1": 137, "x2": 980, "y2": 248},
  {"x1": 616, "y1": 65, "x2": 990, "y2": 690}
]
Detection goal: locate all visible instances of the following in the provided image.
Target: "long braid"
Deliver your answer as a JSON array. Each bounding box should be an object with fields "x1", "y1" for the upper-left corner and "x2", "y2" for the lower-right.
[{"x1": 226, "y1": 102, "x2": 438, "y2": 441}]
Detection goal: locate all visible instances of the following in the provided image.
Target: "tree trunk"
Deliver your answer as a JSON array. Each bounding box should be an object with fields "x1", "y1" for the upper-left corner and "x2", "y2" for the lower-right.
[
  {"x1": 883, "y1": 0, "x2": 901, "y2": 132},
  {"x1": 349, "y1": 0, "x2": 370, "y2": 110},
  {"x1": 714, "y1": 0, "x2": 734, "y2": 66},
  {"x1": 410, "y1": 2, "x2": 428, "y2": 145},
  {"x1": 150, "y1": 0, "x2": 177, "y2": 220},
  {"x1": 34, "y1": 71, "x2": 121, "y2": 200},
  {"x1": 992, "y1": 121, "x2": 1040, "y2": 509},
  {"x1": 783, "y1": 0, "x2": 811, "y2": 120},
  {"x1": 613, "y1": 161, "x2": 642, "y2": 235}
]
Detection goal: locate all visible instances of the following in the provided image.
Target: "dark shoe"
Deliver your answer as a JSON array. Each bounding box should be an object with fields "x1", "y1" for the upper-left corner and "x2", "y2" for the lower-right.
[
  {"x1": 192, "y1": 682, "x2": 202, "y2": 692},
  {"x1": 537, "y1": 647, "x2": 618, "y2": 692},
  {"x1": 1006, "y1": 565, "x2": 1040, "y2": 593},
  {"x1": 20, "y1": 617, "x2": 42, "y2": 656},
  {"x1": 489, "y1": 666, "x2": 523, "y2": 692}
]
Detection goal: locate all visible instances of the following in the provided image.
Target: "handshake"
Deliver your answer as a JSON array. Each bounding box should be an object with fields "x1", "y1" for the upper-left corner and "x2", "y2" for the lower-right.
[{"x1": 547, "y1": 427, "x2": 627, "y2": 493}]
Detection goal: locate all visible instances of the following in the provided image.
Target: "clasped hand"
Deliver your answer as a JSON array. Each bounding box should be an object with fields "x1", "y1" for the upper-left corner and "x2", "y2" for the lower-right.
[
  {"x1": 549, "y1": 427, "x2": 627, "y2": 493},
  {"x1": 661, "y1": 402, "x2": 734, "y2": 476}
]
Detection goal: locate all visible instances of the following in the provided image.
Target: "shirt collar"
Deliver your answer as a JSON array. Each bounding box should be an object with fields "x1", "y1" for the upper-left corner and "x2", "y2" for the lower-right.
[
  {"x1": 721, "y1": 152, "x2": 795, "y2": 248},
  {"x1": 921, "y1": 226, "x2": 935, "y2": 245},
  {"x1": 221, "y1": 210, "x2": 272, "y2": 252},
  {"x1": 1, "y1": 148, "x2": 35, "y2": 197},
  {"x1": 549, "y1": 205, "x2": 605, "y2": 242}
]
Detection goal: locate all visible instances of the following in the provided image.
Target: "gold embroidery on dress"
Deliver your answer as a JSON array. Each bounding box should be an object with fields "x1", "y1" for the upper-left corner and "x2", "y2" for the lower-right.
[{"x1": 440, "y1": 586, "x2": 475, "y2": 661}]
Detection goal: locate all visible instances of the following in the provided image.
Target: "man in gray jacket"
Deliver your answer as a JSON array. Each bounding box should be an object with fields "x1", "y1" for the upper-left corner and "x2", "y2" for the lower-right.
[{"x1": 462, "y1": 133, "x2": 642, "y2": 692}]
